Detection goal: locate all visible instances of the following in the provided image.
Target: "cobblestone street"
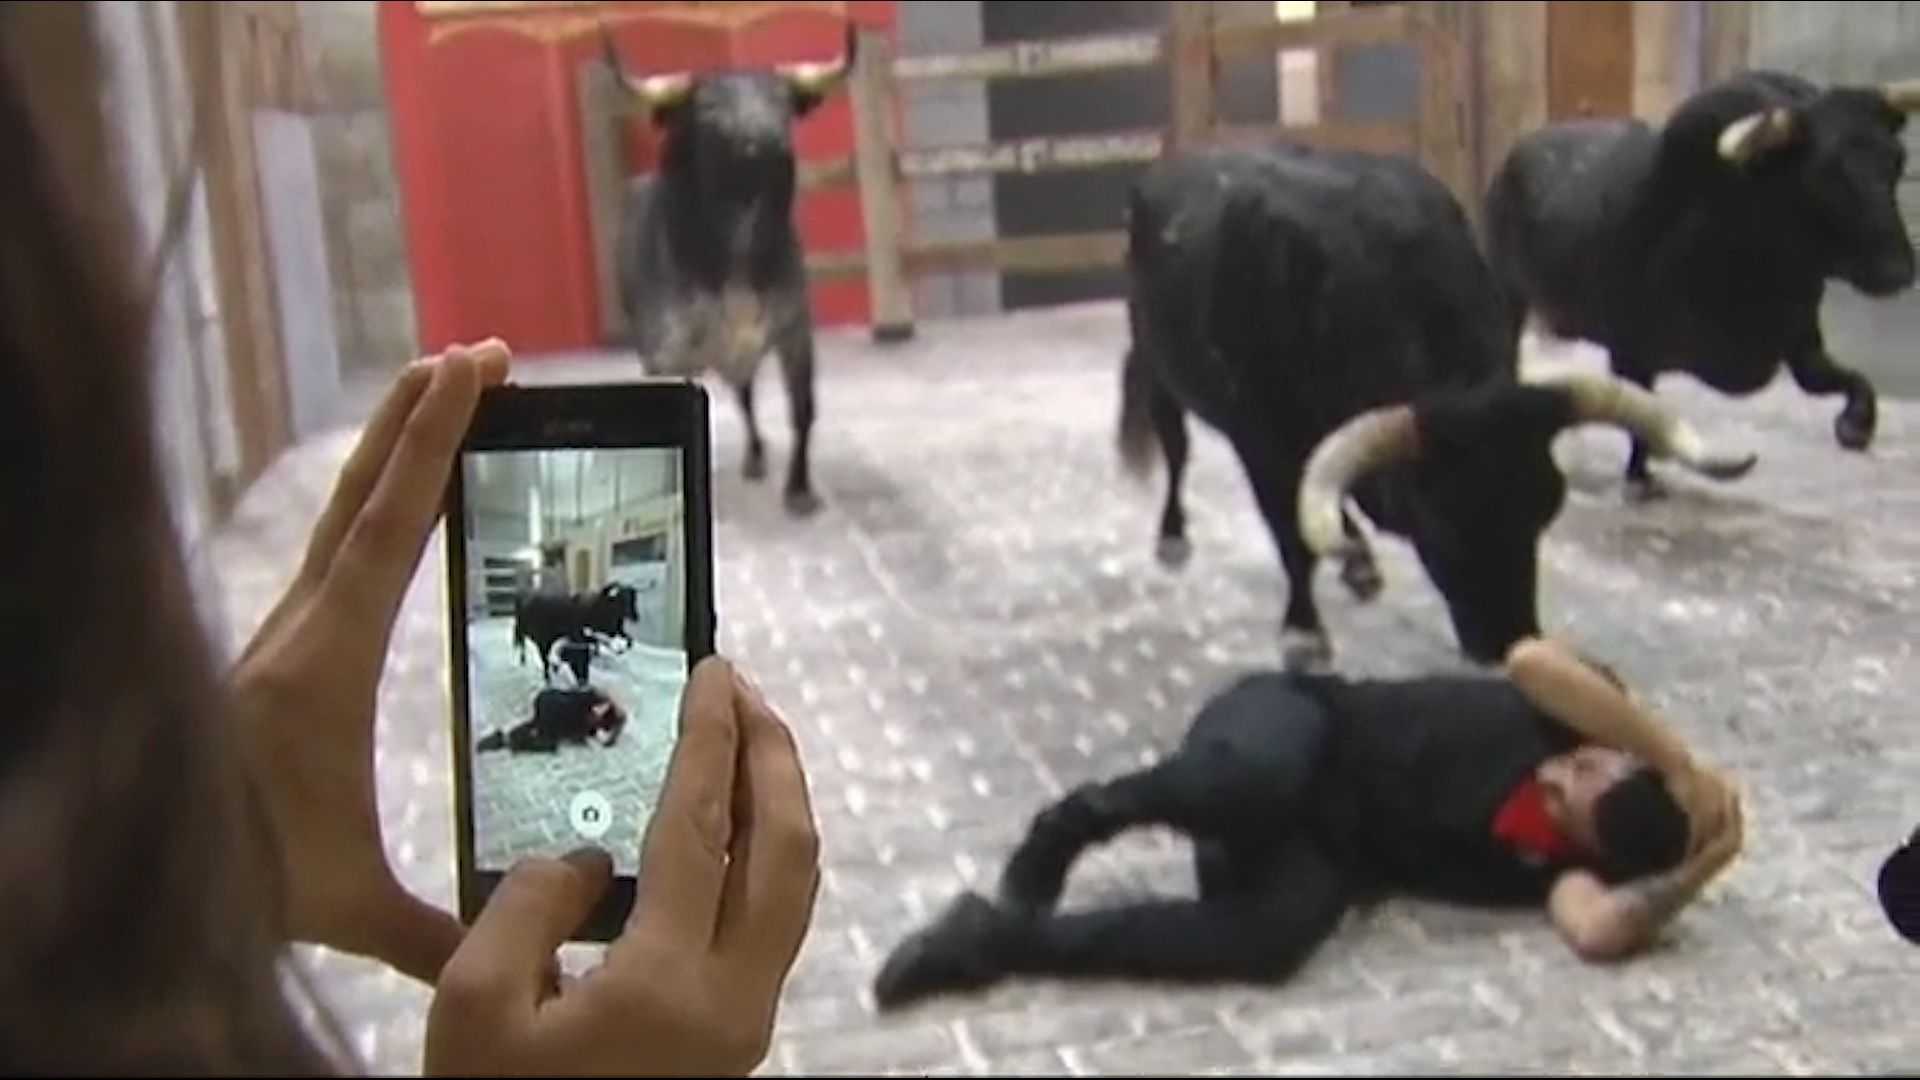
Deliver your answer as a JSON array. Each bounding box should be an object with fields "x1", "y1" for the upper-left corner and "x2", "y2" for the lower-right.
[{"x1": 211, "y1": 300, "x2": 1920, "y2": 1075}]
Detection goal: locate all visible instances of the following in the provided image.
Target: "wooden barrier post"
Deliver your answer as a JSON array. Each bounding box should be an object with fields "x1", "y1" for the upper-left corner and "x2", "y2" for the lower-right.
[
  {"x1": 1169, "y1": 2, "x2": 1218, "y2": 151},
  {"x1": 1411, "y1": 8, "x2": 1475, "y2": 224},
  {"x1": 849, "y1": 24, "x2": 915, "y2": 344}
]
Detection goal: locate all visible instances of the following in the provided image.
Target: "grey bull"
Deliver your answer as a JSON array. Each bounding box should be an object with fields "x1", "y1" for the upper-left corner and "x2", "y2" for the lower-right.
[{"x1": 601, "y1": 23, "x2": 858, "y2": 516}]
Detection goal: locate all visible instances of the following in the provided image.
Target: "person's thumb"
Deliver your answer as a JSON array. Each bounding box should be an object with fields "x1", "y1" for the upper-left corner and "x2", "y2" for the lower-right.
[{"x1": 447, "y1": 847, "x2": 613, "y2": 1012}]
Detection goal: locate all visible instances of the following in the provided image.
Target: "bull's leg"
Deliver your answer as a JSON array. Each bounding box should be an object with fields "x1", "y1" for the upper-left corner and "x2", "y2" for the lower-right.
[
  {"x1": 1240, "y1": 456, "x2": 1330, "y2": 671},
  {"x1": 563, "y1": 645, "x2": 591, "y2": 689},
  {"x1": 1612, "y1": 361, "x2": 1666, "y2": 504},
  {"x1": 734, "y1": 380, "x2": 767, "y2": 481},
  {"x1": 1786, "y1": 322, "x2": 1876, "y2": 452},
  {"x1": 1337, "y1": 507, "x2": 1381, "y2": 602},
  {"x1": 1148, "y1": 382, "x2": 1193, "y2": 568},
  {"x1": 774, "y1": 325, "x2": 823, "y2": 517}
]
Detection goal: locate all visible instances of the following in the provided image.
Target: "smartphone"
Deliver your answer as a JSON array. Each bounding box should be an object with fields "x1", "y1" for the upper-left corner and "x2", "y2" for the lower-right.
[{"x1": 444, "y1": 379, "x2": 715, "y2": 943}]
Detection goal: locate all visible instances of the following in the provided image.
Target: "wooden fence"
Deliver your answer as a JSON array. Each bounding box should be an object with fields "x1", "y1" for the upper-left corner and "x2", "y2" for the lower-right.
[{"x1": 797, "y1": 2, "x2": 1472, "y2": 341}]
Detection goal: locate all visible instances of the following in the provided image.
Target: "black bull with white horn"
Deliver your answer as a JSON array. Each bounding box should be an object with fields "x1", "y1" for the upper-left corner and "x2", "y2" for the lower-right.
[
  {"x1": 1291, "y1": 368, "x2": 1756, "y2": 665},
  {"x1": 1482, "y1": 72, "x2": 1920, "y2": 502},
  {"x1": 1299, "y1": 370, "x2": 1756, "y2": 558}
]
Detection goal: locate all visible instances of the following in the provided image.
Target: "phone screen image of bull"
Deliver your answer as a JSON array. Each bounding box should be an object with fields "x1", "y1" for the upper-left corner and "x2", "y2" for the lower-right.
[{"x1": 458, "y1": 446, "x2": 688, "y2": 878}]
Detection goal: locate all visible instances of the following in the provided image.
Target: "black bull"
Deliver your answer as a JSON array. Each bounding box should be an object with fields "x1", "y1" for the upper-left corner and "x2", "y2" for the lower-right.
[
  {"x1": 1119, "y1": 141, "x2": 1755, "y2": 672},
  {"x1": 1484, "y1": 71, "x2": 1920, "y2": 500},
  {"x1": 512, "y1": 584, "x2": 640, "y2": 683},
  {"x1": 599, "y1": 23, "x2": 858, "y2": 517}
]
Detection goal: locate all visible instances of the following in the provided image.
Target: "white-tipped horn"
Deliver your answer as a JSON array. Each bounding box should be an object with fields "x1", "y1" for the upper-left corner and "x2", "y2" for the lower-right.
[
  {"x1": 1522, "y1": 370, "x2": 1758, "y2": 480},
  {"x1": 1882, "y1": 78, "x2": 1920, "y2": 112},
  {"x1": 632, "y1": 71, "x2": 695, "y2": 111},
  {"x1": 1296, "y1": 405, "x2": 1420, "y2": 557},
  {"x1": 1716, "y1": 107, "x2": 1797, "y2": 166},
  {"x1": 779, "y1": 22, "x2": 857, "y2": 99},
  {"x1": 600, "y1": 21, "x2": 695, "y2": 111}
]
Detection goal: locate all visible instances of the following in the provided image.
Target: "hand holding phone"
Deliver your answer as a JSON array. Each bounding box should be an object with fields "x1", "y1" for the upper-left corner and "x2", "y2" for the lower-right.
[
  {"x1": 425, "y1": 656, "x2": 821, "y2": 1078},
  {"x1": 227, "y1": 340, "x2": 510, "y2": 984},
  {"x1": 446, "y1": 380, "x2": 717, "y2": 940}
]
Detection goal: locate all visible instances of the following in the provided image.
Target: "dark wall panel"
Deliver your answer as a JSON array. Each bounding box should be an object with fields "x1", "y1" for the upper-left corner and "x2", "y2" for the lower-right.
[{"x1": 981, "y1": 1, "x2": 1277, "y2": 310}]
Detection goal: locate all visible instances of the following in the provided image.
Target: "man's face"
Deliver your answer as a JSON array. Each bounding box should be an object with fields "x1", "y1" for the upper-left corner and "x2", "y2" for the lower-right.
[{"x1": 1537, "y1": 745, "x2": 1640, "y2": 855}]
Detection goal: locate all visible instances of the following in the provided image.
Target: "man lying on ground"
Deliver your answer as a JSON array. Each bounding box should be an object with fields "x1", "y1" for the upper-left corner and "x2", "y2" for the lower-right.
[
  {"x1": 476, "y1": 686, "x2": 628, "y2": 755},
  {"x1": 872, "y1": 637, "x2": 1745, "y2": 1010}
]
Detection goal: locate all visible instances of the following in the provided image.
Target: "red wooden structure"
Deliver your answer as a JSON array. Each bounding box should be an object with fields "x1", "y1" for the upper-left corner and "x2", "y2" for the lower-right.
[{"x1": 379, "y1": 0, "x2": 897, "y2": 356}]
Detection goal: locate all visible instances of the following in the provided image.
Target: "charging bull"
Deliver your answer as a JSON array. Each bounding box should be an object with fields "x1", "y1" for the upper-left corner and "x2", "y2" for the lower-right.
[
  {"x1": 1485, "y1": 72, "x2": 1920, "y2": 500},
  {"x1": 1119, "y1": 141, "x2": 1755, "y2": 672},
  {"x1": 600, "y1": 23, "x2": 857, "y2": 516},
  {"x1": 512, "y1": 583, "x2": 639, "y2": 683}
]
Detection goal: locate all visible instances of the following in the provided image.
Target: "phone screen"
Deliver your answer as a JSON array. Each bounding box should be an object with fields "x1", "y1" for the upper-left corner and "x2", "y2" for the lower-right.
[{"x1": 455, "y1": 445, "x2": 690, "y2": 879}]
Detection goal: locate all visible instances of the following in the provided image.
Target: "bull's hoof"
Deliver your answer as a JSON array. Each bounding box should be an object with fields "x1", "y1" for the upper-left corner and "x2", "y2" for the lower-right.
[
  {"x1": 1837, "y1": 404, "x2": 1876, "y2": 452},
  {"x1": 1155, "y1": 534, "x2": 1193, "y2": 569},
  {"x1": 743, "y1": 451, "x2": 768, "y2": 481},
  {"x1": 1280, "y1": 627, "x2": 1333, "y2": 673},
  {"x1": 784, "y1": 488, "x2": 824, "y2": 517},
  {"x1": 1340, "y1": 551, "x2": 1383, "y2": 603},
  {"x1": 872, "y1": 891, "x2": 1014, "y2": 1013},
  {"x1": 1623, "y1": 474, "x2": 1668, "y2": 505}
]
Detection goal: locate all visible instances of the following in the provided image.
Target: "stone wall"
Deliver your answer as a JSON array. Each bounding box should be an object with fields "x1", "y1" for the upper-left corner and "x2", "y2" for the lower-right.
[{"x1": 296, "y1": 1, "x2": 417, "y2": 375}]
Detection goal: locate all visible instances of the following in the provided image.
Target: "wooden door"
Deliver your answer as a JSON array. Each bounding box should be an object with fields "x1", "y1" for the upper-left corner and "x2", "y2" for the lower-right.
[{"x1": 1547, "y1": 0, "x2": 1634, "y2": 121}]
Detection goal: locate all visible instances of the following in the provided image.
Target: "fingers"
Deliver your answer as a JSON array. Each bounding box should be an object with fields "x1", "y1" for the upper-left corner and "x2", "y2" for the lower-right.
[
  {"x1": 322, "y1": 340, "x2": 511, "y2": 630},
  {"x1": 443, "y1": 848, "x2": 612, "y2": 1020},
  {"x1": 714, "y1": 673, "x2": 821, "y2": 995},
  {"x1": 296, "y1": 358, "x2": 438, "y2": 593},
  {"x1": 624, "y1": 657, "x2": 743, "y2": 947},
  {"x1": 234, "y1": 358, "x2": 439, "y2": 668}
]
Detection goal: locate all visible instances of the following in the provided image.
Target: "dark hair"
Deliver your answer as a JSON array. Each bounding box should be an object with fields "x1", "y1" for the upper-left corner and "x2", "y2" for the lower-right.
[
  {"x1": 1591, "y1": 766, "x2": 1691, "y2": 882},
  {"x1": 0, "y1": 4, "x2": 341, "y2": 1072}
]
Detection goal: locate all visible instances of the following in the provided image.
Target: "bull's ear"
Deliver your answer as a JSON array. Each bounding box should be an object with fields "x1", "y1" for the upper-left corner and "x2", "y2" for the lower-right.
[{"x1": 1715, "y1": 106, "x2": 1801, "y2": 167}]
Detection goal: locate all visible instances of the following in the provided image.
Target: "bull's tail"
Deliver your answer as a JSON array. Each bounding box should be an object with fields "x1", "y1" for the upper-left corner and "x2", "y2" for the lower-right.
[{"x1": 1118, "y1": 345, "x2": 1159, "y2": 483}]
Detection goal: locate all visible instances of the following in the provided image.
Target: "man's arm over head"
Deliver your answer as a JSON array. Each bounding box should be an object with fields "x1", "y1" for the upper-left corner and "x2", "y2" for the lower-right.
[{"x1": 1502, "y1": 637, "x2": 1697, "y2": 778}]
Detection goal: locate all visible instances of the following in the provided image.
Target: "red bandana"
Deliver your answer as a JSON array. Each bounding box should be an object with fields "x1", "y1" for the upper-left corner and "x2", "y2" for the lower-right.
[{"x1": 1491, "y1": 777, "x2": 1581, "y2": 864}]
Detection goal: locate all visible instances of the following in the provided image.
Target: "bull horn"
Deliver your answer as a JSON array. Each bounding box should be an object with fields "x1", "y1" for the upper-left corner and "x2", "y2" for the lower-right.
[
  {"x1": 1523, "y1": 370, "x2": 1758, "y2": 480},
  {"x1": 1716, "y1": 107, "x2": 1797, "y2": 165},
  {"x1": 599, "y1": 21, "x2": 695, "y2": 111},
  {"x1": 778, "y1": 21, "x2": 858, "y2": 99},
  {"x1": 1882, "y1": 78, "x2": 1920, "y2": 112},
  {"x1": 1296, "y1": 405, "x2": 1420, "y2": 558}
]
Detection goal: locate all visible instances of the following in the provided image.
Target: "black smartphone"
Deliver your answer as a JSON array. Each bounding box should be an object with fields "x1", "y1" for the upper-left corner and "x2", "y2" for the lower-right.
[{"x1": 444, "y1": 379, "x2": 715, "y2": 943}]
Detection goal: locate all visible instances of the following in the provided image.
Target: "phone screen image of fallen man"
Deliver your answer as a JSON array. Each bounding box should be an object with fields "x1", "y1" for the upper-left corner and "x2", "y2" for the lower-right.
[{"x1": 459, "y1": 446, "x2": 688, "y2": 878}]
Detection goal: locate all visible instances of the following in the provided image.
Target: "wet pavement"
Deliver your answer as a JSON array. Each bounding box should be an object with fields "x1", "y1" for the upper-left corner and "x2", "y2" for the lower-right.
[{"x1": 211, "y1": 299, "x2": 1920, "y2": 1075}]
